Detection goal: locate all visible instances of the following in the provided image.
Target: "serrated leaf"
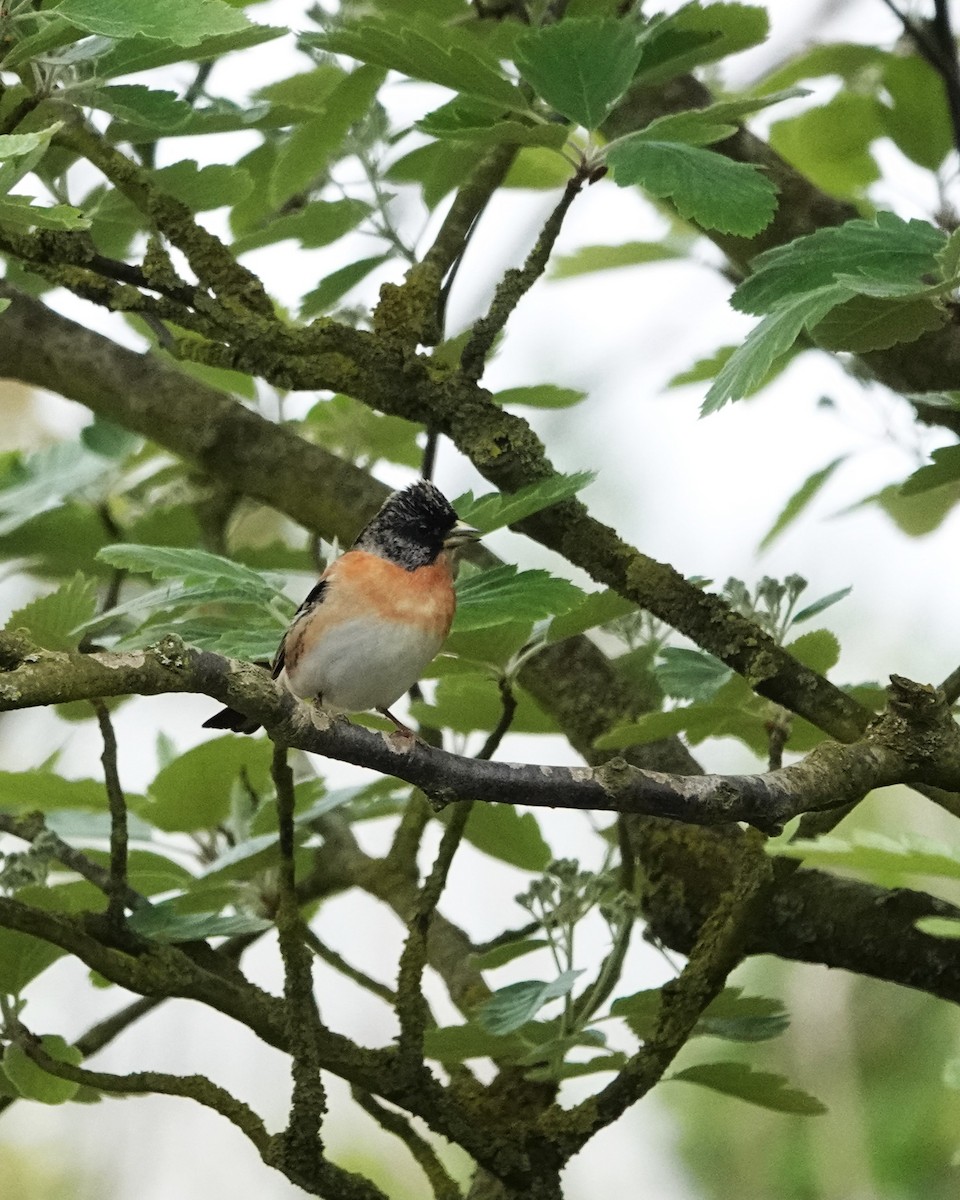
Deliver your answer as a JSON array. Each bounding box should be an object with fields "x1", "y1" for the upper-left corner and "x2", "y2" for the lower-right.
[
  {"x1": 459, "y1": 802, "x2": 552, "y2": 872},
  {"x1": 702, "y1": 284, "x2": 852, "y2": 414},
  {"x1": 515, "y1": 19, "x2": 642, "y2": 129},
  {"x1": 3, "y1": 1036, "x2": 82, "y2": 1105},
  {"x1": 607, "y1": 138, "x2": 778, "y2": 236},
  {"x1": 493, "y1": 385, "x2": 587, "y2": 409},
  {"x1": 632, "y1": 2, "x2": 769, "y2": 87},
  {"x1": 901, "y1": 445, "x2": 960, "y2": 496},
  {"x1": 4, "y1": 572, "x2": 98, "y2": 650},
  {"x1": 454, "y1": 471, "x2": 594, "y2": 534},
  {"x1": 82, "y1": 84, "x2": 192, "y2": 130},
  {"x1": 96, "y1": 543, "x2": 283, "y2": 598},
  {"x1": 54, "y1": 0, "x2": 250, "y2": 45},
  {"x1": 304, "y1": 393, "x2": 422, "y2": 469},
  {"x1": 471, "y1": 938, "x2": 550, "y2": 971},
  {"x1": 411, "y1": 675, "x2": 555, "y2": 736},
  {"x1": 784, "y1": 629, "x2": 840, "y2": 674},
  {"x1": 417, "y1": 96, "x2": 568, "y2": 149},
  {"x1": 126, "y1": 903, "x2": 272, "y2": 942},
  {"x1": 300, "y1": 255, "x2": 390, "y2": 319},
  {"x1": 669, "y1": 1061, "x2": 826, "y2": 1114},
  {"x1": 612, "y1": 986, "x2": 789, "y2": 1043},
  {"x1": 454, "y1": 566, "x2": 583, "y2": 631},
  {"x1": 759, "y1": 457, "x2": 846, "y2": 551},
  {"x1": 269, "y1": 65, "x2": 385, "y2": 208},
  {"x1": 551, "y1": 240, "x2": 686, "y2": 278},
  {"x1": 732, "y1": 213, "x2": 946, "y2": 316},
  {"x1": 525, "y1": 1052, "x2": 629, "y2": 1082},
  {"x1": 312, "y1": 20, "x2": 526, "y2": 109},
  {"x1": 0, "y1": 124, "x2": 65, "y2": 160},
  {"x1": 655, "y1": 647, "x2": 731, "y2": 701},
  {"x1": 94, "y1": 24, "x2": 284, "y2": 78},
  {"x1": 810, "y1": 293, "x2": 947, "y2": 353},
  {"x1": 478, "y1": 968, "x2": 583, "y2": 1035}
]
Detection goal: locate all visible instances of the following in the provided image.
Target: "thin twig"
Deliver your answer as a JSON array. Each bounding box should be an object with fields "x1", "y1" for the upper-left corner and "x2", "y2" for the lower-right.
[
  {"x1": 475, "y1": 678, "x2": 517, "y2": 761},
  {"x1": 302, "y1": 926, "x2": 397, "y2": 1005},
  {"x1": 459, "y1": 172, "x2": 585, "y2": 381},
  {"x1": 351, "y1": 1087, "x2": 464, "y2": 1200},
  {"x1": 396, "y1": 804, "x2": 473, "y2": 1074},
  {"x1": 92, "y1": 700, "x2": 128, "y2": 928}
]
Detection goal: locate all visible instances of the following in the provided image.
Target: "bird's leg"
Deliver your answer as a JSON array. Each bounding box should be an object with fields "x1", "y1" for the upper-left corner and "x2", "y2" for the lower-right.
[{"x1": 377, "y1": 706, "x2": 417, "y2": 739}]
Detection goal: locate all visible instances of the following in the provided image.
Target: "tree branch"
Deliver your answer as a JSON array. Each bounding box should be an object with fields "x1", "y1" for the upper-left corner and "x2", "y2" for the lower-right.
[{"x1": 6, "y1": 636, "x2": 957, "y2": 833}]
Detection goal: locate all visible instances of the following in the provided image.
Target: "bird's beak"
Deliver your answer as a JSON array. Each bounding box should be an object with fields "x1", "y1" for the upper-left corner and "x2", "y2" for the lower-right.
[{"x1": 444, "y1": 520, "x2": 482, "y2": 549}]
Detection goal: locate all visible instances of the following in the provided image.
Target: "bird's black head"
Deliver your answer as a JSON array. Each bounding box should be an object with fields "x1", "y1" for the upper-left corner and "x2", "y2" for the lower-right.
[{"x1": 354, "y1": 480, "x2": 480, "y2": 570}]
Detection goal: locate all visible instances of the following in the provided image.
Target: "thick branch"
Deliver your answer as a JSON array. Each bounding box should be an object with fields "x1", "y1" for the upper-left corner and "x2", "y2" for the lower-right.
[{"x1": 5, "y1": 636, "x2": 955, "y2": 833}]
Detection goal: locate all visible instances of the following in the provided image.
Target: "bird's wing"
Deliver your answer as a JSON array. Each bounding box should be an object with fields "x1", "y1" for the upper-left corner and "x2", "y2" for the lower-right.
[{"x1": 272, "y1": 577, "x2": 329, "y2": 679}]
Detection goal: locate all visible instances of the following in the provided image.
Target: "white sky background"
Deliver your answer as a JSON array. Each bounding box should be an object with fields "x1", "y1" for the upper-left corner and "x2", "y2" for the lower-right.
[{"x1": 3, "y1": 0, "x2": 959, "y2": 1197}]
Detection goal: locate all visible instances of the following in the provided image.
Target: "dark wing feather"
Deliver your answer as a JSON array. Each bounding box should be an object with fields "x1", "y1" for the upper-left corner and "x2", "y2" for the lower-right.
[{"x1": 272, "y1": 578, "x2": 328, "y2": 679}]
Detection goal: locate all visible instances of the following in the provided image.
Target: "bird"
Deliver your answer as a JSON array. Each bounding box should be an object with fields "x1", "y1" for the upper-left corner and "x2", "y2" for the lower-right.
[{"x1": 203, "y1": 480, "x2": 481, "y2": 735}]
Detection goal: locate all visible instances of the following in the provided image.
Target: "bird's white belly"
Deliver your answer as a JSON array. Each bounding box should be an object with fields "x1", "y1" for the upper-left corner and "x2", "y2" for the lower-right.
[{"x1": 282, "y1": 615, "x2": 443, "y2": 713}]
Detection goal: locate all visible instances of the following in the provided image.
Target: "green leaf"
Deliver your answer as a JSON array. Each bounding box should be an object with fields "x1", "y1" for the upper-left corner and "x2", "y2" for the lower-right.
[
  {"x1": 411, "y1": 675, "x2": 555, "y2": 735},
  {"x1": 471, "y1": 938, "x2": 550, "y2": 971},
  {"x1": 900, "y1": 445, "x2": 960, "y2": 496},
  {"x1": 269, "y1": 65, "x2": 385, "y2": 208},
  {"x1": 669, "y1": 1061, "x2": 826, "y2": 1114},
  {"x1": 632, "y1": 2, "x2": 770, "y2": 86},
  {"x1": 4, "y1": 572, "x2": 98, "y2": 650},
  {"x1": 0, "y1": 927, "x2": 66, "y2": 995},
  {"x1": 880, "y1": 54, "x2": 953, "y2": 170},
  {"x1": 0, "y1": 19, "x2": 83, "y2": 70},
  {"x1": 94, "y1": 23, "x2": 284, "y2": 77},
  {"x1": 916, "y1": 917, "x2": 960, "y2": 939},
  {"x1": 300, "y1": 255, "x2": 390, "y2": 319},
  {"x1": 493, "y1": 385, "x2": 587, "y2": 409},
  {"x1": 53, "y1": 0, "x2": 250, "y2": 45},
  {"x1": 525, "y1": 1052, "x2": 629, "y2": 1083},
  {"x1": 754, "y1": 40, "x2": 885, "y2": 93},
  {"x1": 126, "y1": 903, "x2": 272, "y2": 942},
  {"x1": 770, "y1": 831, "x2": 960, "y2": 886},
  {"x1": 0, "y1": 125, "x2": 65, "y2": 160},
  {"x1": 0, "y1": 196, "x2": 90, "y2": 230},
  {"x1": 0, "y1": 297, "x2": 9, "y2": 314},
  {"x1": 454, "y1": 566, "x2": 583, "y2": 631},
  {"x1": 702, "y1": 284, "x2": 852, "y2": 414},
  {"x1": 231, "y1": 198, "x2": 371, "y2": 255},
  {"x1": 478, "y1": 968, "x2": 583, "y2": 1035},
  {"x1": 514, "y1": 19, "x2": 642, "y2": 129},
  {"x1": 96, "y1": 543, "x2": 282, "y2": 599},
  {"x1": 791, "y1": 587, "x2": 852, "y2": 624},
  {"x1": 547, "y1": 589, "x2": 637, "y2": 642},
  {"x1": 759, "y1": 457, "x2": 846, "y2": 551},
  {"x1": 732, "y1": 213, "x2": 946, "y2": 316},
  {"x1": 81, "y1": 84, "x2": 192, "y2": 131},
  {"x1": 785, "y1": 629, "x2": 840, "y2": 674},
  {"x1": 868, "y1": 479, "x2": 960, "y2": 536},
  {"x1": 769, "y1": 92, "x2": 881, "y2": 199},
  {"x1": 0, "y1": 769, "x2": 122, "y2": 812},
  {"x1": 151, "y1": 160, "x2": 252, "y2": 212},
  {"x1": 3, "y1": 1036, "x2": 82, "y2": 1105},
  {"x1": 84, "y1": 848, "x2": 193, "y2": 896},
  {"x1": 810, "y1": 293, "x2": 947, "y2": 354},
  {"x1": 145, "y1": 736, "x2": 274, "y2": 832},
  {"x1": 303, "y1": 393, "x2": 423, "y2": 469},
  {"x1": 424, "y1": 1021, "x2": 525, "y2": 1064},
  {"x1": 551, "y1": 240, "x2": 686, "y2": 278},
  {"x1": 607, "y1": 138, "x2": 778, "y2": 236},
  {"x1": 612, "y1": 986, "x2": 789, "y2": 1043},
  {"x1": 417, "y1": 96, "x2": 568, "y2": 149},
  {"x1": 459, "y1": 802, "x2": 552, "y2": 872},
  {"x1": 454, "y1": 471, "x2": 594, "y2": 534},
  {"x1": 655, "y1": 647, "x2": 731, "y2": 701},
  {"x1": 311, "y1": 19, "x2": 526, "y2": 109}
]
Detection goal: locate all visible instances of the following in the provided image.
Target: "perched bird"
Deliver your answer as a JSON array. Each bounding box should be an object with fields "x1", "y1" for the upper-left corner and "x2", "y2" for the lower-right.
[{"x1": 203, "y1": 480, "x2": 481, "y2": 735}]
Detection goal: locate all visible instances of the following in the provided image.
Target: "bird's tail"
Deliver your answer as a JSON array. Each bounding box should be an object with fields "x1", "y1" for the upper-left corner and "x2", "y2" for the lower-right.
[{"x1": 202, "y1": 706, "x2": 261, "y2": 735}]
